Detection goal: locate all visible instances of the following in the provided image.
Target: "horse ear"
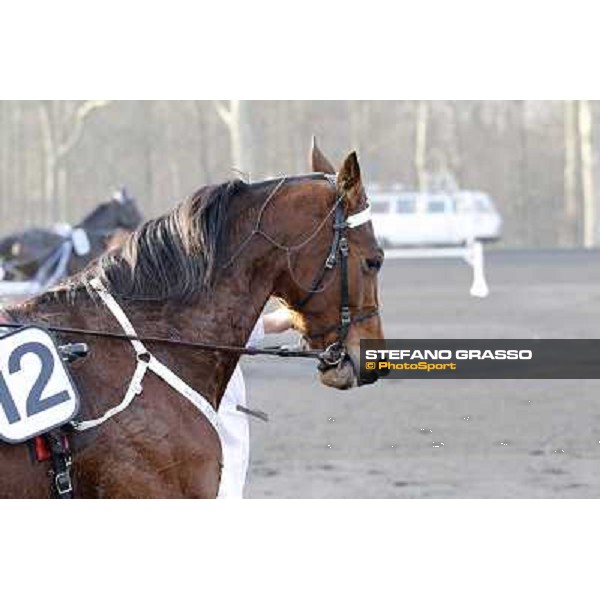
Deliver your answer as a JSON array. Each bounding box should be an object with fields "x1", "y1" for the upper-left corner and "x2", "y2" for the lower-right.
[
  {"x1": 336, "y1": 151, "x2": 361, "y2": 195},
  {"x1": 310, "y1": 136, "x2": 336, "y2": 174}
]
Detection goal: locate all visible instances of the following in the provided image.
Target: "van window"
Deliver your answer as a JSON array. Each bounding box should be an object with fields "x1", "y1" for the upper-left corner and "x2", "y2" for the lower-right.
[
  {"x1": 455, "y1": 193, "x2": 494, "y2": 213},
  {"x1": 427, "y1": 198, "x2": 447, "y2": 214},
  {"x1": 371, "y1": 201, "x2": 391, "y2": 214},
  {"x1": 397, "y1": 198, "x2": 416, "y2": 214},
  {"x1": 473, "y1": 195, "x2": 493, "y2": 213}
]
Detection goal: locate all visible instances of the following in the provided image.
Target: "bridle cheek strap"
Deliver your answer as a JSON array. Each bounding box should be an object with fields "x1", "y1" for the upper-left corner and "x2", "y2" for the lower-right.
[
  {"x1": 338, "y1": 203, "x2": 372, "y2": 341},
  {"x1": 292, "y1": 177, "x2": 377, "y2": 359}
]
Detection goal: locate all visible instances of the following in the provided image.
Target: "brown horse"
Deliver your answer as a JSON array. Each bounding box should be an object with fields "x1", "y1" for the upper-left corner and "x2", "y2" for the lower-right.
[
  {"x1": 0, "y1": 142, "x2": 385, "y2": 498},
  {"x1": 0, "y1": 189, "x2": 143, "y2": 284}
]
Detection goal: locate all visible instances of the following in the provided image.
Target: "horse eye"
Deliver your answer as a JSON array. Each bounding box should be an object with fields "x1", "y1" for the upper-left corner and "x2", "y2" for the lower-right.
[{"x1": 366, "y1": 256, "x2": 383, "y2": 272}]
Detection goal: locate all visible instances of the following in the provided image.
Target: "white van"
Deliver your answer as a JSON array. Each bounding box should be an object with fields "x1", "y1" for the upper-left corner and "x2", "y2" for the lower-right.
[{"x1": 369, "y1": 190, "x2": 503, "y2": 247}]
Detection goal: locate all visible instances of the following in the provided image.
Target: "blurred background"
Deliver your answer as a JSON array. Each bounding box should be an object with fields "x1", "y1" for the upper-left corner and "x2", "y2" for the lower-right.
[
  {"x1": 1, "y1": 100, "x2": 599, "y2": 497},
  {"x1": 0, "y1": 100, "x2": 598, "y2": 248}
]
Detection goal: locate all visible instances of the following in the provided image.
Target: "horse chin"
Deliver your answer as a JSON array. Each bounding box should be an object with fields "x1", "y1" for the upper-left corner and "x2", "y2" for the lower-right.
[{"x1": 319, "y1": 359, "x2": 356, "y2": 390}]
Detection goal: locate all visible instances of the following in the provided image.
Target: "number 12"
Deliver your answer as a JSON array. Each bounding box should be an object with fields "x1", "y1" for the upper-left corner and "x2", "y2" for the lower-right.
[{"x1": 0, "y1": 342, "x2": 70, "y2": 425}]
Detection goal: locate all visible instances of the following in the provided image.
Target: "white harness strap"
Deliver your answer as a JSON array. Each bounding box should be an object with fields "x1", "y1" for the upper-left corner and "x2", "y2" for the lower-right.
[
  {"x1": 71, "y1": 227, "x2": 91, "y2": 256},
  {"x1": 70, "y1": 278, "x2": 220, "y2": 437}
]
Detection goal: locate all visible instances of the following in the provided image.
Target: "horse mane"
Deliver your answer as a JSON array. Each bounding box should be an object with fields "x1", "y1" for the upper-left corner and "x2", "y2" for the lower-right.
[{"x1": 83, "y1": 179, "x2": 248, "y2": 302}]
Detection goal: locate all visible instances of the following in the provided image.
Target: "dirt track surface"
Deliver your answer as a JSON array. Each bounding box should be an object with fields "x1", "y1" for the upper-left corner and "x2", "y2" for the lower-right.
[{"x1": 244, "y1": 249, "x2": 600, "y2": 498}]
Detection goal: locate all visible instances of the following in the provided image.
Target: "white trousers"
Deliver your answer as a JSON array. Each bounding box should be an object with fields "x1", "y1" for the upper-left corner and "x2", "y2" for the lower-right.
[
  {"x1": 216, "y1": 365, "x2": 250, "y2": 499},
  {"x1": 216, "y1": 319, "x2": 264, "y2": 499}
]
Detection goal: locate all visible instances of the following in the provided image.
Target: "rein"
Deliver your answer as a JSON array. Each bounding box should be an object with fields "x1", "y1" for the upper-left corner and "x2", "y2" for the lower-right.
[{"x1": 0, "y1": 320, "x2": 322, "y2": 359}]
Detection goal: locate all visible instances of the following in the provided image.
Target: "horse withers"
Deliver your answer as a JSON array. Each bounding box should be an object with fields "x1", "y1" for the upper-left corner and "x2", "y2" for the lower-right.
[{"x1": 0, "y1": 143, "x2": 385, "y2": 498}]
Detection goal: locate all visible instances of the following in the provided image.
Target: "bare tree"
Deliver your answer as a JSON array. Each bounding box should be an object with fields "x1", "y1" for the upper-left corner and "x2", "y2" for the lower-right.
[
  {"x1": 37, "y1": 100, "x2": 112, "y2": 218},
  {"x1": 516, "y1": 101, "x2": 529, "y2": 244},
  {"x1": 562, "y1": 100, "x2": 578, "y2": 246},
  {"x1": 0, "y1": 103, "x2": 6, "y2": 224},
  {"x1": 414, "y1": 100, "x2": 429, "y2": 192},
  {"x1": 11, "y1": 103, "x2": 23, "y2": 216},
  {"x1": 160, "y1": 101, "x2": 182, "y2": 202},
  {"x1": 348, "y1": 101, "x2": 371, "y2": 155},
  {"x1": 0, "y1": 100, "x2": 597, "y2": 247},
  {"x1": 194, "y1": 101, "x2": 212, "y2": 183},
  {"x1": 578, "y1": 100, "x2": 596, "y2": 247},
  {"x1": 213, "y1": 100, "x2": 254, "y2": 179}
]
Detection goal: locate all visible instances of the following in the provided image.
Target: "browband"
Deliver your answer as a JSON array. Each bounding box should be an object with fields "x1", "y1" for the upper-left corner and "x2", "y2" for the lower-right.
[{"x1": 346, "y1": 204, "x2": 371, "y2": 229}]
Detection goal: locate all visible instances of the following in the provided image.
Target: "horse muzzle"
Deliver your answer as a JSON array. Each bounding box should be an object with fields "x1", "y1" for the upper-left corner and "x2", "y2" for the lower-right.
[
  {"x1": 317, "y1": 342, "x2": 384, "y2": 389},
  {"x1": 319, "y1": 357, "x2": 356, "y2": 389}
]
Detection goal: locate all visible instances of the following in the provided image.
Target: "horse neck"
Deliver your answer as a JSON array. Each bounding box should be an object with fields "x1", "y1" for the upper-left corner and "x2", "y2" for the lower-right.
[
  {"x1": 12, "y1": 181, "x2": 314, "y2": 407},
  {"x1": 10, "y1": 264, "x2": 275, "y2": 410},
  {"x1": 77, "y1": 203, "x2": 114, "y2": 231}
]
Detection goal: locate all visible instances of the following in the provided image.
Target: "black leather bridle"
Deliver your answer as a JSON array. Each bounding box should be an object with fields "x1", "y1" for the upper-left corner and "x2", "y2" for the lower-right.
[{"x1": 291, "y1": 177, "x2": 380, "y2": 368}]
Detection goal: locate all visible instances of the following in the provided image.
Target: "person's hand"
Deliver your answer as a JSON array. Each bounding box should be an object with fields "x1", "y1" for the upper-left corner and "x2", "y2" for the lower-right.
[{"x1": 262, "y1": 307, "x2": 294, "y2": 334}]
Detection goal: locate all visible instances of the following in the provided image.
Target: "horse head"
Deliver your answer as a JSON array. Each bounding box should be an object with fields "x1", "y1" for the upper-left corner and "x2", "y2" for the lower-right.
[
  {"x1": 78, "y1": 187, "x2": 143, "y2": 234},
  {"x1": 109, "y1": 187, "x2": 144, "y2": 231},
  {"x1": 271, "y1": 139, "x2": 385, "y2": 390}
]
